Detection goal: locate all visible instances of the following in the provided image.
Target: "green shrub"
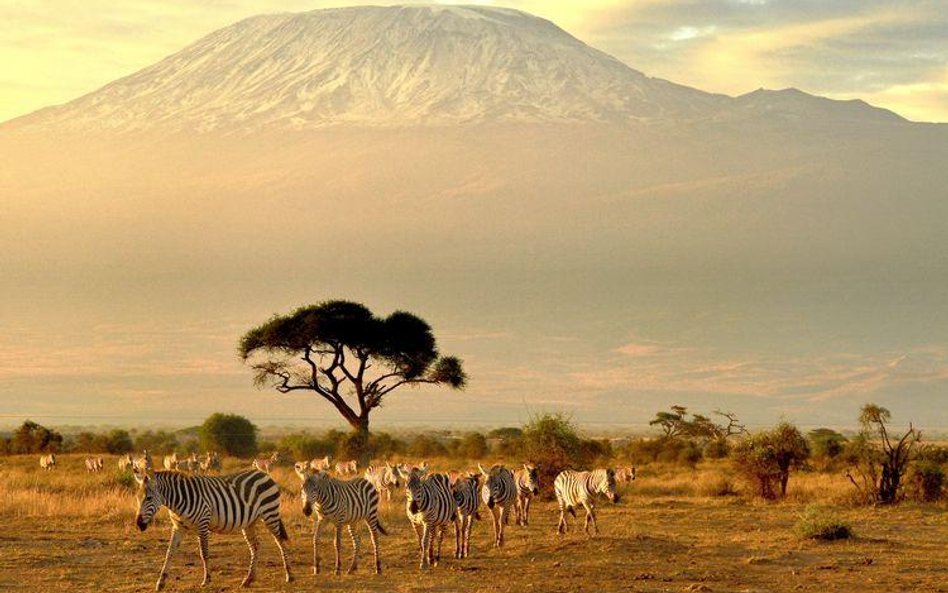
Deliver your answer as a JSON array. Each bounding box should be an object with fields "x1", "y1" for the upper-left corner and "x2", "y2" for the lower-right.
[
  {"x1": 198, "y1": 413, "x2": 258, "y2": 457},
  {"x1": 910, "y1": 460, "x2": 945, "y2": 502},
  {"x1": 795, "y1": 506, "x2": 853, "y2": 541}
]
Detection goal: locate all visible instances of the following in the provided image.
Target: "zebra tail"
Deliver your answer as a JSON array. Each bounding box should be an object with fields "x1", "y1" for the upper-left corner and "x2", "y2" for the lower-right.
[{"x1": 277, "y1": 519, "x2": 289, "y2": 541}]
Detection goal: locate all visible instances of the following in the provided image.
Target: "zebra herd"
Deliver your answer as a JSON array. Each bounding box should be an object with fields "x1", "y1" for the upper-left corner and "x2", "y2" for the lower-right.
[
  {"x1": 128, "y1": 457, "x2": 636, "y2": 588},
  {"x1": 40, "y1": 450, "x2": 223, "y2": 475}
]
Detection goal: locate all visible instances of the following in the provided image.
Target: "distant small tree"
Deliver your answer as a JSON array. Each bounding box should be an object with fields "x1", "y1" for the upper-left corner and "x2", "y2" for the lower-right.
[
  {"x1": 11, "y1": 420, "x2": 63, "y2": 454},
  {"x1": 199, "y1": 413, "x2": 258, "y2": 457},
  {"x1": 104, "y1": 429, "x2": 134, "y2": 454},
  {"x1": 132, "y1": 430, "x2": 179, "y2": 455},
  {"x1": 521, "y1": 413, "x2": 585, "y2": 498},
  {"x1": 845, "y1": 404, "x2": 920, "y2": 505},
  {"x1": 239, "y1": 300, "x2": 466, "y2": 463},
  {"x1": 456, "y1": 432, "x2": 489, "y2": 459},
  {"x1": 733, "y1": 421, "x2": 809, "y2": 499}
]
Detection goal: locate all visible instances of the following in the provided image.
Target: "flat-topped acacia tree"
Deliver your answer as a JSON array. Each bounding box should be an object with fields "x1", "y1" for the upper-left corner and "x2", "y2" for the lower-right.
[{"x1": 238, "y1": 300, "x2": 466, "y2": 443}]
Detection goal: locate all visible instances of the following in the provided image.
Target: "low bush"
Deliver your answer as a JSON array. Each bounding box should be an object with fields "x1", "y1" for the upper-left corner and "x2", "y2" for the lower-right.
[{"x1": 795, "y1": 506, "x2": 853, "y2": 541}]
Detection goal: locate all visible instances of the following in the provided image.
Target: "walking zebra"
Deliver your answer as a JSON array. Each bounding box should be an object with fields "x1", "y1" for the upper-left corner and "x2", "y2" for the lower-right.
[
  {"x1": 85, "y1": 457, "x2": 104, "y2": 473},
  {"x1": 335, "y1": 460, "x2": 358, "y2": 475},
  {"x1": 310, "y1": 456, "x2": 332, "y2": 471},
  {"x1": 39, "y1": 453, "x2": 56, "y2": 471},
  {"x1": 251, "y1": 452, "x2": 279, "y2": 474},
  {"x1": 162, "y1": 453, "x2": 178, "y2": 471},
  {"x1": 200, "y1": 451, "x2": 222, "y2": 473},
  {"x1": 615, "y1": 466, "x2": 636, "y2": 483},
  {"x1": 133, "y1": 468, "x2": 292, "y2": 590},
  {"x1": 451, "y1": 473, "x2": 480, "y2": 559},
  {"x1": 294, "y1": 467, "x2": 386, "y2": 576},
  {"x1": 134, "y1": 450, "x2": 154, "y2": 472},
  {"x1": 513, "y1": 463, "x2": 540, "y2": 526},
  {"x1": 399, "y1": 467, "x2": 458, "y2": 568},
  {"x1": 554, "y1": 468, "x2": 619, "y2": 536},
  {"x1": 479, "y1": 464, "x2": 517, "y2": 547},
  {"x1": 118, "y1": 454, "x2": 134, "y2": 471},
  {"x1": 364, "y1": 463, "x2": 402, "y2": 501}
]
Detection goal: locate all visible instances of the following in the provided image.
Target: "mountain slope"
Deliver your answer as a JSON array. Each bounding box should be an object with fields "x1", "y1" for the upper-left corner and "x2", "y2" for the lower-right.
[{"x1": 7, "y1": 5, "x2": 725, "y2": 133}]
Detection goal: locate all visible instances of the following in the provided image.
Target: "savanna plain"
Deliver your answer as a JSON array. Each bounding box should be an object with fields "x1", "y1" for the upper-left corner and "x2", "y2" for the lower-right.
[{"x1": 2, "y1": 455, "x2": 947, "y2": 593}]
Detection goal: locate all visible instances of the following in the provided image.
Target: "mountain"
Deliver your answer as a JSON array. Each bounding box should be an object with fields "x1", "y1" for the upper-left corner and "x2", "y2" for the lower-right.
[
  {"x1": 1, "y1": 5, "x2": 947, "y2": 428},
  {"x1": 5, "y1": 5, "x2": 727, "y2": 133}
]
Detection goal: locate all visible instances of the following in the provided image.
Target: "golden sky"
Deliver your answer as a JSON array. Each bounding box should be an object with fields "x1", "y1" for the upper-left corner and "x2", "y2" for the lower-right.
[{"x1": 1, "y1": 0, "x2": 945, "y2": 123}]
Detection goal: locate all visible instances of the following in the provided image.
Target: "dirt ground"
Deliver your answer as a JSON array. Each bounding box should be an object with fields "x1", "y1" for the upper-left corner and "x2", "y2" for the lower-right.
[{"x1": 2, "y1": 457, "x2": 947, "y2": 593}]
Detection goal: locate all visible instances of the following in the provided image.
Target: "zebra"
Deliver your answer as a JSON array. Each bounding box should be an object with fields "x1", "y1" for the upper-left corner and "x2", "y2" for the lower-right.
[
  {"x1": 310, "y1": 456, "x2": 332, "y2": 471},
  {"x1": 335, "y1": 460, "x2": 358, "y2": 475},
  {"x1": 399, "y1": 467, "x2": 458, "y2": 568},
  {"x1": 134, "y1": 450, "x2": 154, "y2": 472},
  {"x1": 200, "y1": 451, "x2": 222, "y2": 473},
  {"x1": 181, "y1": 453, "x2": 201, "y2": 473},
  {"x1": 118, "y1": 454, "x2": 134, "y2": 471},
  {"x1": 294, "y1": 467, "x2": 386, "y2": 576},
  {"x1": 554, "y1": 468, "x2": 619, "y2": 536},
  {"x1": 39, "y1": 453, "x2": 56, "y2": 471},
  {"x1": 615, "y1": 466, "x2": 637, "y2": 483},
  {"x1": 513, "y1": 463, "x2": 540, "y2": 526},
  {"x1": 133, "y1": 467, "x2": 292, "y2": 590},
  {"x1": 364, "y1": 463, "x2": 402, "y2": 502},
  {"x1": 162, "y1": 453, "x2": 178, "y2": 471},
  {"x1": 85, "y1": 457, "x2": 104, "y2": 473},
  {"x1": 450, "y1": 473, "x2": 480, "y2": 559},
  {"x1": 251, "y1": 452, "x2": 279, "y2": 474},
  {"x1": 478, "y1": 464, "x2": 517, "y2": 547}
]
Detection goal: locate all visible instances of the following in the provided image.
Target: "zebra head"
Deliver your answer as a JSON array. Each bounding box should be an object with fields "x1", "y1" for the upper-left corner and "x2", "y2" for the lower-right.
[
  {"x1": 133, "y1": 469, "x2": 162, "y2": 532},
  {"x1": 479, "y1": 463, "x2": 511, "y2": 509},
  {"x1": 601, "y1": 469, "x2": 620, "y2": 504},
  {"x1": 522, "y1": 463, "x2": 540, "y2": 495},
  {"x1": 383, "y1": 463, "x2": 400, "y2": 489},
  {"x1": 295, "y1": 466, "x2": 326, "y2": 517},
  {"x1": 401, "y1": 467, "x2": 426, "y2": 514}
]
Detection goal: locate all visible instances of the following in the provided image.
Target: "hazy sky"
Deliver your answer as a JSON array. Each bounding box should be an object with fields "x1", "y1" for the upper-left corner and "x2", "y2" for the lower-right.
[{"x1": 1, "y1": 0, "x2": 946, "y2": 123}]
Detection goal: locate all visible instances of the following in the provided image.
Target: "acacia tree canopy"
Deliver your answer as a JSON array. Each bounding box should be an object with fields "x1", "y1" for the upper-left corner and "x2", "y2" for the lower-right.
[{"x1": 239, "y1": 300, "x2": 466, "y2": 433}]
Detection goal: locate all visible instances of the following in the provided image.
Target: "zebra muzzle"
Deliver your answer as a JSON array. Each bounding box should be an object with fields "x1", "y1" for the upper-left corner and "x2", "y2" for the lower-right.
[
  {"x1": 136, "y1": 515, "x2": 149, "y2": 532},
  {"x1": 302, "y1": 503, "x2": 313, "y2": 517},
  {"x1": 486, "y1": 498, "x2": 495, "y2": 509},
  {"x1": 409, "y1": 500, "x2": 419, "y2": 514}
]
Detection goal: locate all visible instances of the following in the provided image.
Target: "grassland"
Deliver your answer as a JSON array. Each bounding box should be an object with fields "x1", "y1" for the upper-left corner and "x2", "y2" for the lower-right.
[{"x1": 2, "y1": 455, "x2": 947, "y2": 593}]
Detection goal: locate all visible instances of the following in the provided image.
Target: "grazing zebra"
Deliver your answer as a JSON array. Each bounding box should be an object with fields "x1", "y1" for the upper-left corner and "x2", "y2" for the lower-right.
[
  {"x1": 251, "y1": 452, "x2": 279, "y2": 474},
  {"x1": 134, "y1": 450, "x2": 154, "y2": 472},
  {"x1": 39, "y1": 453, "x2": 56, "y2": 471},
  {"x1": 162, "y1": 453, "x2": 178, "y2": 471},
  {"x1": 85, "y1": 457, "x2": 104, "y2": 473},
  {"x1": 200, "y1": 451, "x2": 222, "y2": 473},
  {"x1": 554, "y1": 468, "x2": 619, "y2": 536},
  {"x1": 399, "y1": 467, "x2": 458, "y2": 568},
  {"x1": 133, "y1": 468, "x2": 292, "y2": 590},
  {"x1": 118, "y1": 454, "x2": 134, "y2": 471},
  {"x1": 478, "y1": 464, "x2": 517, "y2": 548},
  {"x1": 180, "y1": 453, "x2": 201, "y2": 473},
  {"x1": 364, "y1": 463, "x2": 402, "y2": 501},
  {"x1": 294, "y1": 467, "x2": 387, "y2": 576},
  {"x1": 615, "y1": 466, "x2": 636, "y2": 483},
  {"x1": 513, "y1": 463, "x2": 540, "y2": 526},
  {"x1": 451, "y1": 473, "x2": 481, "y2": 559},
  {"x1": 335, "y1": 460, "x2": 358, "y2": 475},
  {"x1": 310, "y1": 456, "x2": 332, "y2": 471}
]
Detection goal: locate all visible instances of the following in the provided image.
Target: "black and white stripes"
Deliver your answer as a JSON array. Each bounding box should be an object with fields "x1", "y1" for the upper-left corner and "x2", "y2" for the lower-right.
[
  {"x1": 133, "y1": 468, "x2": 292, "y2": 590},
  {"x1": 451, "y1": 473, "x2": 480, "y2": 559},
  {"x1": 401, "y1": 467, "x2": 458, "y2": 568},
  {"x1": 554, "y1": 468, "x2": 619, "y2": 536},
  {"x1": 479, "y1": 464, "x2": 517, "y2": 547},
  {"x1": 295, "y1": 468, "x2": 387, "y2": 576}
]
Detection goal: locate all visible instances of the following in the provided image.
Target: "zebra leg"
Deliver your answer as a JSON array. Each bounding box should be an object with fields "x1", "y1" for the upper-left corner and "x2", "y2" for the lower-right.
[
  {"x1": 197, "y1": 527, "x2": 211, "y2": 587},
  {"x1": 366, "y1": 520, "x2": 382, "y2": 574},
  {"x1": 419, "y1": 524, "x2": 432, "y2": 569},
  {"x1": 556, "y1": 499, "x2": 568, "y2": 534},
  {"x1": 269, "y1": 529, "x2": 293, "y2": 583},
  {"x1": 411, "y1": 521, "x2": 422, "y2": 548},
  {"x1": 490, "y1": 505, "x2": 501, "y2": 548},
  {"x1": 312, "y1": 517, "x2": 322, "y2": 575},
  {"x1": 346, "y1": 524, "x2": 360, "y2": 574},
  {"x1": 333, "y1": 524, "x2": 342, "y2": 575},
  {"x1": 434, "y1": 524, "x2": 445, "y2": 566},
  {"x1": 582, "y1": 501, "x2": 595, "y2": 536},
  {"x1": 454, "y1": 518, "x2": 462, "y2": 559},
  {"x1": 497, "y1": 506, "x2": 507, "y2": 547},
  {"x1": 523, "y1": 496, "x2": 531, "y2": 526},
  {"x1": 155, "y1": 527, "x2": 182, "y2": 591},
  {"x1": 240, "y1": 524, "x2": 259, "y2": 588},
  {"x1": 462, "y1": 516, "x2": 471, "y2": 558}
]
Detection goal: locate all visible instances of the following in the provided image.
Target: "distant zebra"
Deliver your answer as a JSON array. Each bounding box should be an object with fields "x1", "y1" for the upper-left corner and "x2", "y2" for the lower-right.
[
  {"x1": 364, "y1": 463, "x2": 402, "y2": 501},
  {"x1": 513, "y1": 463, "x2": 540, "y2": 526},
  {"x1": 310, "y1": 456, "x2": 332, "y2": 471},
  {"x1": 335, "y1": 460, "x2": 358, "y2": 475},
  {"x1": 180, "y1": 453, "x2": 200, "y2": 473},
  {"x1": 162, "y1": 453, "x2": 179, "y2": 471},
  {"x1": 85, "y1": 457, "x2": 104, "y2": 473},
  {"x1": 252, "y1": 452, "x2": 280, "y2": 474},
  {"x1": 400, "y1": 467, "x2": 458, "y2": 568},
  {"x1": 39, "y1": 453, "x2": 56, "y2": 471},
  {"x1": 133, "y1": 468, "x2": 292, "y2": 590},
  {"x1": 294, "y1": 467, "x2": 386, "y2": 576},
  {"x1": 554, "y1": 468, "x2": 619, "y2": 536},
  {"x1": 200, "y1": 451, "x2": 222, "y2": 473},
  {"x1": 451, "y1": 473, "x2": 481, "y2": 559},
  {"x1": 615, "y1": 466, "x2": 636, "y2": 483},
  {"x1": 134, "y1": 450, "x2": 154, "y2": 472},
  {"x1": 118, "y1": 454, "x2": 134, "y2": 471},
  {"x1": 479, "y1": 464, "x2": 517, "y2": 547}
]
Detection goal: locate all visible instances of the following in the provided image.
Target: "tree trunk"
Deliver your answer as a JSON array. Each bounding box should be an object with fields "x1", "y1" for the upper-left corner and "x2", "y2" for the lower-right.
[{"x1": 345, "y1": 416, "x2": 372, "y2": 467}]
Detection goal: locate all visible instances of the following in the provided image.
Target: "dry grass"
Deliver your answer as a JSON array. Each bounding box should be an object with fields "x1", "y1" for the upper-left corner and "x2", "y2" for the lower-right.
[{"x1": 3, "y1": 454, "x2": 948, "y2": 593}]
